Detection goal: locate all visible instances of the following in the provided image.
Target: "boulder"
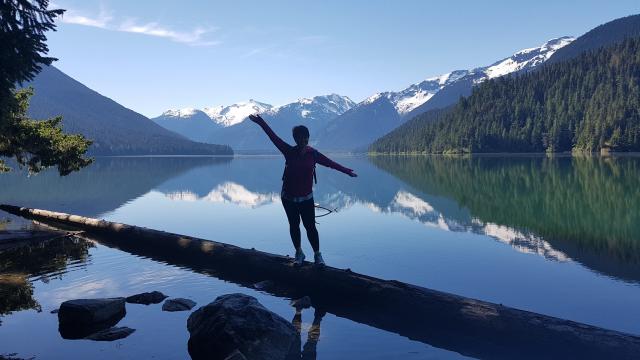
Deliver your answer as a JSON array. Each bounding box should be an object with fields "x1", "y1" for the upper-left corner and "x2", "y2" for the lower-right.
[
  {"x1": 126, "y1": 291, "x2": 168, "y2": 305},
  {"x1": 162, "y1": 298, "x2": 196, "y2": 312},
  {"x1": 187, "y1": 293, "x2": 300, "y2": 360},
  {"x1": 58, "y1": 298, "x2": 126, "y2": 339},
  {"x1": 289, "y1": 296, "x2": 312, "y2": 310},
  {"x1": 224, "y1": 350, "x2": 247, "y2": 360},
  {"x1": 85, "y1": 326, "x2": 136, "y2": 341}
]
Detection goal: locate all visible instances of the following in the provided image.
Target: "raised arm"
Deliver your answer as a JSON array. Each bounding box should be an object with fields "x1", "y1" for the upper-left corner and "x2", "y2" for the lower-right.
[
  {"x1": 315, "y1": 151, "x2": 358, "y2": 177},
  {"x1": 248, "y1": 114, "x2": 290, "y2": 154}
]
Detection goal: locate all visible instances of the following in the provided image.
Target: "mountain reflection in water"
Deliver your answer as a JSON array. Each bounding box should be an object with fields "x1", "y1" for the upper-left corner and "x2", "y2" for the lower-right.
[{"x1": 1, "y1": 155, "x2": 639, "y2": 285}]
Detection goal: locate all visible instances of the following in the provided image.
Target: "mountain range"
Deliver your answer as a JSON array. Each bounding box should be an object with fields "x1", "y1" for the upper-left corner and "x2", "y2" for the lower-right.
[
  {"x1": 153, "y1": 37, "x2": 573, "y2": 151},
  {"x1": 24, "y1": 66, "x2": 233, "y2": 156},
  {"x1": 370, "y1": 14, "x2": 640, "y2": 154},
  {"x1": 314, "y1": 36, "x2": 574, "y2": 150},
  {"x1": 153, "y1": 94, "x2": 356, "y2": 150}
]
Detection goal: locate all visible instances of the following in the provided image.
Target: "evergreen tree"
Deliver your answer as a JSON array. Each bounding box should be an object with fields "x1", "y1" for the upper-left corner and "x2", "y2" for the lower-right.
[{"x1": 0, "y1": 0, "x2": 92, "y2": 175}]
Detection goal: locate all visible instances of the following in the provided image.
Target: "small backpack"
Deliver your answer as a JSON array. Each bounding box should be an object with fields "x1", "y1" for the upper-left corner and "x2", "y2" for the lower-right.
[{"x1": 282, "y1": 147, "x2": 319, "y2": 184}]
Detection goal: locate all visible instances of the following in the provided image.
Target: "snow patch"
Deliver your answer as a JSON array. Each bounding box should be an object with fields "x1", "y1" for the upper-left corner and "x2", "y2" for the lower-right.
[
  {"x1": 364, "y1": 93, "x2": 384, "y2": 105},
  {"x1": 394, "y1": 91, "x2": 436, "y2": 115},
  {"x1": 204, "y1": 100, "x2": 273, "y2": 127},
  {"x1": 484, "y1": 36, "x2": 575, "y2": 79},
  {"x1": 165, "y1": 182, "x2": 280, "y2": 208},
  {"x1": 391, "y1": 191, "x2": 435, "y2": 215},
  {"x1": 162, "y1": 107, "x2": 199, "y2": 118},
  {"x1": 482, "y1": 222, "x2": 570, "y2": 261}
]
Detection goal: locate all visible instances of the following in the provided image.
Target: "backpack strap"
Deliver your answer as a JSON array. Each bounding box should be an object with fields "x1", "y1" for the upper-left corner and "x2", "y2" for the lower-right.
[{"x1": 312, "y1": 149, "x2": 318, "y2": 184}]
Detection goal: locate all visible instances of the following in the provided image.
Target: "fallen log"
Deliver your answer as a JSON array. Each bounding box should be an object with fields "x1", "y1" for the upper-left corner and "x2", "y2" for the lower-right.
[{"x1": 2, "y1": 204, "x2": 639, "y2": 360}]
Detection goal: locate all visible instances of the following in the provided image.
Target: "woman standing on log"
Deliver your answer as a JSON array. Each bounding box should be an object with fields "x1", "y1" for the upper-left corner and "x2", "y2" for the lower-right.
[{"x1": 249, "y1": 114, "x2": 357, "y2": 266}]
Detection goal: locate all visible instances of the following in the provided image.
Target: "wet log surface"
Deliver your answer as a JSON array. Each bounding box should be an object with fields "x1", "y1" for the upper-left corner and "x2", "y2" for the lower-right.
[{"x1": 2, "y1": 204, "x2": 639, "y2": 360}]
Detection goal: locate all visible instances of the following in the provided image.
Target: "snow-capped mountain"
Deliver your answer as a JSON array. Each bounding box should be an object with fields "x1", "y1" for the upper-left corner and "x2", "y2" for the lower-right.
[
  {"x1": 153, "y1": 94, "x2": 354, "y2": 148},
  {"x1": 380, "y1": 70, "x2": 471, "y2": 115},
  {"x1": 204, "y1": 100, "x2": 273, "y2": 127},
  {"x1": 405, "y1": 36, "x2": 575, "y2": 119},
  {"x1": 153, "y1": 37, "x2": 573, "y2": 151},
  {"x1": 207, "y1": 94, "x2": 355, "y2": 150},
  {"x1": 316, "y1": 36, "x2": 575, "y2": 150},
  {"x1": 269, "y1": 93, "x2": 355, "y2": 120},
  {"x1": 153, "y1": 100, "x2": 275, "y2": 143},
  {"x1": 152, "y1": 108, "x2": 221, "y2": 142},
  {"x1": 482, "y1": 36, "x2": 575, "y2": 80}
]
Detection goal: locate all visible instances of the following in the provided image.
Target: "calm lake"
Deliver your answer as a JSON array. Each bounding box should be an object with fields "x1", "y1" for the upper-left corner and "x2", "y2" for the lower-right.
[{"x1": 1, "y1": 155, "x2": 639, "y2": 359}]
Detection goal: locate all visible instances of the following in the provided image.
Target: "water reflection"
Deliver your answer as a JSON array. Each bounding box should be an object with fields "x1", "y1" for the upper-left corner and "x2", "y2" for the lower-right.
[
  {"x1": 3, "y1": 154, "x2": 640, "y2": 357},
  {"x1": 2, "y1": 155, "x2": 639, "y2": 283},
  {"x1": 0, "y1": 157, "x2": 231, "y2": 217},
  {"x1": 292, "y1": 307, "x2": 325, "y2": 360},
  {"x1": 166, "y1": 182, "x2": 280, "y2": 208},
  {"x1": 0, "y1": 236, "x2": 93, "y2": 321},
  {"x1": 370, "y1": 155, "x2": 640, "y2": 282},
  {"x1": 148, "y1": 155, "x2": 640, "y2": 282}
]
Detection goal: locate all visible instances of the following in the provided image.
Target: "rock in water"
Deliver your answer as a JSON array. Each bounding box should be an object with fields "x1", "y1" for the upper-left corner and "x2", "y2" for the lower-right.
[
  {"x1": 126, "y1": 291, "x2": 168, "y2": 305},
  {"x1": 187, "y1": 293, "x2": 300, "y2": 360},
  {"x1": 252, "y1": 280, "x2": 274, "y2": 291},
  {"x1": 58, "y1": 298, "x2": 126, "y2": 339},
  {"x1": 162, "y1": 298, "x2": 196, "y2": 312},
  {"x1": 85, "y1": 326, "x2": 136, "y2": 341}
]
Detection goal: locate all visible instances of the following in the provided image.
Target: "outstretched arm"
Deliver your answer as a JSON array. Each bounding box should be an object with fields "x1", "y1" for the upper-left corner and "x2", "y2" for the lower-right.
[
  {"x1": 248, "y1": 114, "x2": 290, "y2": 154},
  {"x1": 315, "y1": 151, "x2": 358, "y2": 177}
]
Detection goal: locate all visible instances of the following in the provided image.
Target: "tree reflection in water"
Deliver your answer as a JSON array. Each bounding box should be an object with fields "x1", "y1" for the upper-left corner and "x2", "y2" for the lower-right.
[
  {"x1": 371, "y1": 155, "x2": 640, "y2": 282},
  {"x1": 0, "y1": 236, "x2": 93, "y2": 321}
]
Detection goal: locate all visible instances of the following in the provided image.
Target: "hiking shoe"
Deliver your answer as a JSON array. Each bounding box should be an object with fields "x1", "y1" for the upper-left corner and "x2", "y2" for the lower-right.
[
  {"x1": 314, "y1": 252, "x2": 325, "y2": 266},
  {"x1": 294, "y1": 249, "x2": 306, "y2": 266}
]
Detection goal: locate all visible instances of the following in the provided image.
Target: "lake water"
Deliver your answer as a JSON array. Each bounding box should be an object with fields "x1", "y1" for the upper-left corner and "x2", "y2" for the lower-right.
[{"x1": 1, "y1": 155, "x2": 639, "y2": 359}]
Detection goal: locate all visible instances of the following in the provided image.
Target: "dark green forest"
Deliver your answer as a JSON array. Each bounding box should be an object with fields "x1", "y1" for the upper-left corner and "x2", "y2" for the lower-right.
[{"x1": 371, "y1": 37, "x2": 640, "y2": 154}]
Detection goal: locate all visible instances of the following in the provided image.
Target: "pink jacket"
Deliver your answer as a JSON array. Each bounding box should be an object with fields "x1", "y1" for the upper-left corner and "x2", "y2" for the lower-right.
[{"x1": 254, "y1": 117, "x2": 353, "y2": 197}]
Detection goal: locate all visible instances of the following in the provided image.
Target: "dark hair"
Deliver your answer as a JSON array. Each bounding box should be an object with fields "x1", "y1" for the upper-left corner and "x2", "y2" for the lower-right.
[{"x1": 292, "y1": 125, "x2": 310, "y2": 143}]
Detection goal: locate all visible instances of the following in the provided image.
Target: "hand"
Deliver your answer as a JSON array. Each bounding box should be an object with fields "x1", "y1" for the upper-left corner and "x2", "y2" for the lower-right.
[
  {"x1": 347, "y1": 170, "x2": 358, "y2": 178},
  {"x1": 248, "y1": 114, "x2": 263, "y2": 123}
]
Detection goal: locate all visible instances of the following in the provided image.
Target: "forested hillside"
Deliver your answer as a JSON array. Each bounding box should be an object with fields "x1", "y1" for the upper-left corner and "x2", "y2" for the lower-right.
[{"x1": 371, "y1": 37, "x2": 640, "y2": 153}]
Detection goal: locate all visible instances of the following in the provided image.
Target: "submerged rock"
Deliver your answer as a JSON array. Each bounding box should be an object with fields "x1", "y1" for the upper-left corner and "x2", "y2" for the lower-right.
[
  {"x1": 162, "y1": 298, "x2": 196, "y2": 312},
  {"x1": 85, "y1": 326, "x2": 136, "y2": 341},
  {"x1": 58, "y1": 298, "x2": 126, "y2": 339},
  {"x1": 289, "y1": 296, "x2": 312, "y2": 310},
  {"x1": 187, "y1": 293, "x2": 300, "y2": 360},
  {"x1": 252, "y1": 280, "x2": 274, "y2": 291},
  {"x1": 126, "y1": 291, "x2": 168, "y2": 305}
]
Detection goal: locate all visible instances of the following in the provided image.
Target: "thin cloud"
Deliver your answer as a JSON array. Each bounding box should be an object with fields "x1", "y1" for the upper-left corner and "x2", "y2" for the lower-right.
[
  {"x1": 56, "y1": 4, "x2": 220, "y2": 47},
  {"x1": 119, "y1": 20, "x2": 220, "y2": 46}
]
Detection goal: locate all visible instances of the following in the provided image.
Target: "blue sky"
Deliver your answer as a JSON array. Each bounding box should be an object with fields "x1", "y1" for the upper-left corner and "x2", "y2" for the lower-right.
[{"x1": 47, "y1": 0, "x2": 639, "y2": 117}]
